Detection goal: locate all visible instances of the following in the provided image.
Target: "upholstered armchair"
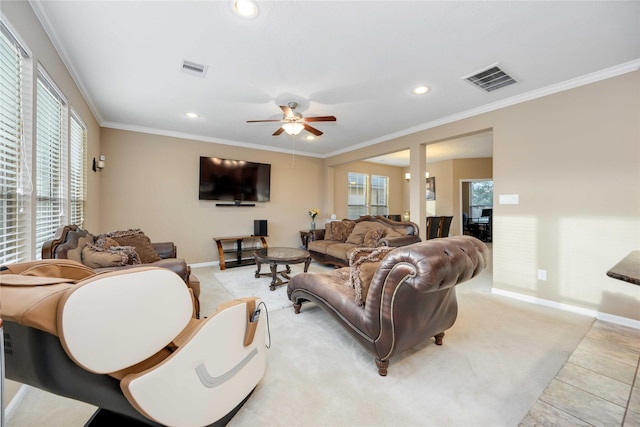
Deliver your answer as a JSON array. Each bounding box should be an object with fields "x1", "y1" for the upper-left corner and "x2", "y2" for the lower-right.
[
  {"x1": 42, "y1": 224, "x2": 200, "y2": 318},
  {"x1": 1, "y1": 259, "x2": 266, "y2": 426},
  {"x1": 288, "y1": 236, "x2": 489, "y2": 376}
]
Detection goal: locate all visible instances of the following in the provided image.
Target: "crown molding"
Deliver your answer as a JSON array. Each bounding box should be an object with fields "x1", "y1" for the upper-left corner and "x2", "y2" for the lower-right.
[
  {"x1": 29, "y1": 0, "x2": 104, "y2": 124},
  {"x1": 326, "y1": 59, "x2": 640, "y2": 158},
  {"x1": 100, "y1": 121, "x2": 324, "y2": 158}
]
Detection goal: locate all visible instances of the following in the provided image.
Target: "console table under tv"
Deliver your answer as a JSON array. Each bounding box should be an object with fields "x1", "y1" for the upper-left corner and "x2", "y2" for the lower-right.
[{"x1": 213, "y1": 235, "x2": 268, "y2": 270}]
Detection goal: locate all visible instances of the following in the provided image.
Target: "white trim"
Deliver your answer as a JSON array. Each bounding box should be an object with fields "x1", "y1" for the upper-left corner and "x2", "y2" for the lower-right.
[
  {"x1": 325, "y1": 59, "x2": 640, "y2": 158},
  {"x1": 0, "y1": 12, "x2": 31, "y2": 58},
  {"x1": 101, "y1": 121, "x2": 324, "y2": 158},
  {"x1": 491, "y1": 288, "x2": 640, "y2": 330},
  {"x1": 189, "y1": 261, "x2": 219, "y2": 269},
  {"x1": 4, "y1": 384, "x2": 29, "y2": 421},
  {"x1": 28, "y1": 0, "x2": 104, "y2": 124}
]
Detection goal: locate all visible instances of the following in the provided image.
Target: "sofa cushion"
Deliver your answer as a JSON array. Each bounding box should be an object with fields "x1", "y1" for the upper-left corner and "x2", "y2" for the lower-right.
[
  {"x1": 326, "y1": 243, "x2": 359, "y2": 261},
  {"x1": 364, "y1": 228, "x2": 385, "y2": 247},
  {"x1": 107, "y1": 229, "x2": 161, "y2": 263},
  {"x1": 349, "y1": 246, "x2": 395, "y2": 306},
  {"x1": 345, "y1": 222, "x2": 387, "y2": 245},
  {"x1": 66, "y1": 235, "x2": 95, "y2": 263},
  {"x1": 81, "y1": 245, "x2": 141, "y2": 269},
  {"x1": 326, "y1": 220, "x2": 356, "y2": 243},
  {"x1": 307, "y1": 240, "x2": 335, "y2": 255}
]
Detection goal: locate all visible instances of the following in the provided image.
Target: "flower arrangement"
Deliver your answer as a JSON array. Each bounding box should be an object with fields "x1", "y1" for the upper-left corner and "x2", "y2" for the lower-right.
[{"x1": 308, "y1": 208, "x2": 320, "y2": 220}]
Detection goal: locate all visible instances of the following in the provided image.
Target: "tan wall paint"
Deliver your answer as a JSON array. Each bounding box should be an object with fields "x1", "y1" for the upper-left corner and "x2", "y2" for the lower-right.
[
  {"x1": 331, "y1": 161, "x2": 405, "y2": 219},
  {"x1": 2, "y1": 1, "x2": 102, "y2": 231},
  {"x1": 99, "y1": 128, "x2": 324, "y2": 264},
  {"x1": 326, "y1": 71, "x2": 640, "y2": 321}
]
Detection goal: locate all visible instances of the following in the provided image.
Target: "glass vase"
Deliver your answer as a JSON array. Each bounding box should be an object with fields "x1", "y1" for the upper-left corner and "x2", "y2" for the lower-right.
[{"x1": 310, "y1": 220, "x2": 316, "y2": 230}]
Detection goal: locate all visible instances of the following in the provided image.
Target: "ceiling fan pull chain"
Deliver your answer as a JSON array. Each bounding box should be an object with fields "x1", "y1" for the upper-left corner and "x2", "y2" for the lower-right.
[{"x1": 291, "y1": 134, "x2": 296, "y2": 169}]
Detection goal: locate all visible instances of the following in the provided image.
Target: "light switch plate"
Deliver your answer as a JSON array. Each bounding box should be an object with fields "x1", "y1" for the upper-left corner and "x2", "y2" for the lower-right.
[{"x1": 499, "y1": 194, "x2": 519, "y2": 204}]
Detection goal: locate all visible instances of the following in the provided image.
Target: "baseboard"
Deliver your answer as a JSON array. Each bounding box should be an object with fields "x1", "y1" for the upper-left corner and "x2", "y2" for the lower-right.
[
  {"x1": 189, "y1": 261, "x2": 219, "y2": 268},
  {"x1": 491, "y1": 288, "x2": 640, "y2": 330},
  {"x1": 4, "y1": 384, "x2": 29, "y2": 421}
]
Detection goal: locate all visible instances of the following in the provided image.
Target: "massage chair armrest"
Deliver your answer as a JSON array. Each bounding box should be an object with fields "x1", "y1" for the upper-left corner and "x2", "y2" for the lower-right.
[
  {"x1": 309, "y1": 229, "x2": 326, "y2": 241},
  {"x1": 378, "y1": 235, "x2": 421, "y2": 247},
  {"x1": 151, "y1": 242, "x2": 177, "y2": 259}
]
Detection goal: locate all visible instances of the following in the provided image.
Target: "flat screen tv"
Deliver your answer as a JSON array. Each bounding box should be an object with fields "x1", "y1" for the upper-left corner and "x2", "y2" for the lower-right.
[{"x1": 199, "y1": 156, "x2": 271, "y2": 202}]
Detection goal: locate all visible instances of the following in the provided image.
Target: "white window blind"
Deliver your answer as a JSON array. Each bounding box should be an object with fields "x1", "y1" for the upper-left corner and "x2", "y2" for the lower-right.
[
  {"x1": 69, "y1": 113, "x2": 86, "y2": 227},
  {"x1": 0, "y1": 22, "x2": 29, "y2": 264},
  {"x1": 370, "y1": 175, "x2": 389, "y2": 216},
  {"x1": 35, "y1": 71, "x2": 67, "y2": 259},
  {"x1": 347, "y1": 172, "x2": 368, "y2": 219}
]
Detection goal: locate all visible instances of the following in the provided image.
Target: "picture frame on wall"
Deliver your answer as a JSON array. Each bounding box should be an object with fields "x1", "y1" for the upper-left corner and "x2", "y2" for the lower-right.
[{"x1": 426, "y1": 176, "x2": 436, "y2": 201}]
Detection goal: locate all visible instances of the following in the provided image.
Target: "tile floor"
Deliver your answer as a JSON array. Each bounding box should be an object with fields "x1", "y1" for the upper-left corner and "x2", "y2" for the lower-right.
[{"x1": 520, "y1": 320, "x2": 640, "y2": 426}]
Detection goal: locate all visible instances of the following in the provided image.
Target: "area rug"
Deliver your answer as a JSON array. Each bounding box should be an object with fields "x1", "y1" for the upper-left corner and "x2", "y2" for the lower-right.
[{"x1": 213, "y1": 263, "x2": 332, "y2": 312}]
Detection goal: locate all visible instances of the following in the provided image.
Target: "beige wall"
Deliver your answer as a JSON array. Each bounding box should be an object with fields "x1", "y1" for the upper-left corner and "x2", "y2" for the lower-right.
[
  {"x1": 331, "y1": 161, "x2": 405, "y2": 219},
  {"x1": 100, "y1": 128, "x2": 324, "y2": 264},
  {"x1": 326, "y1": 71, "x2": 640, "y2": 321},
  {"x1": 2, "y1": 1, "x2": 102, "y2": 231}
]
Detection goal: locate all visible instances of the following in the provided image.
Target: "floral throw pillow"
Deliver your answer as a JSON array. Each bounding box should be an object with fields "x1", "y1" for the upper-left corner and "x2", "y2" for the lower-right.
[{"x1": 348, "y1": 246, "x2": 395, "y2": 306}]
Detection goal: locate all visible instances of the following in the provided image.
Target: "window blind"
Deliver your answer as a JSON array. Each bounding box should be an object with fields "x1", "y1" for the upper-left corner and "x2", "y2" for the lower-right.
[
  {"x1": 370, "y1": 175, "x2": 389, "y2": 216},
  {"x1": 70, "y1": 112, "x2": 86, "y2": 227},
  {"x1": 347, "y1": 172, "x2": 368, "y2": 219},
  {"x1": 35, "y1": 72, "x2": 66, "y2": 259},
  {"x1": 0, "y1": 22, "x2": 28, "y2": 264}
]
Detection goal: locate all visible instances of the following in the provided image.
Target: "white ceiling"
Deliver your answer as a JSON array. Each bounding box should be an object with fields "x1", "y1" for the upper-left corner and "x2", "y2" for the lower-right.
[{"x1": 30, "y1": 1, "x2": 639, "y2": 160}]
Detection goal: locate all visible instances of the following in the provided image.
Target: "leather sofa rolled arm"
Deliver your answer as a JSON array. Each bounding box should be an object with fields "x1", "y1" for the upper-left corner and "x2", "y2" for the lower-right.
[{"x1": 378, "y1": 235, "x2": 422, "y2": 247}]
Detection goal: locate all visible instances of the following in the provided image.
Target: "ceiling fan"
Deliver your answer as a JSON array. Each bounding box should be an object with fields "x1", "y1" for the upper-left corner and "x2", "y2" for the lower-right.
[{"x1": 247, "y1": 102, "x2": 336, "y2": 137}]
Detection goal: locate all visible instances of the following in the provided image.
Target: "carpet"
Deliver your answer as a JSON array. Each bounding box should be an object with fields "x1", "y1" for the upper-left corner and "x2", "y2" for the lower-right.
[
  {"x1": 213, "y1": 263, "x2": 332, "y2": 312},
  {"x1": 6, "y1": 263, "x2": 597, "y2": 427}
]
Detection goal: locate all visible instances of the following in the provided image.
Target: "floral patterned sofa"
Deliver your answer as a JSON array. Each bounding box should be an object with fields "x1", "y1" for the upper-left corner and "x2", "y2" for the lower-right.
[{"x1": 306, "y1": 215, "x2": 421, "y2": 267}]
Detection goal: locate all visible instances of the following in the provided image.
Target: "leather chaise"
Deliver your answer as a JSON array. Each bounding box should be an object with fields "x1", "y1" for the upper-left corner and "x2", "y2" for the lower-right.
[{"x1": 288, "y1": 236, "x2": 489, "y2": 376}]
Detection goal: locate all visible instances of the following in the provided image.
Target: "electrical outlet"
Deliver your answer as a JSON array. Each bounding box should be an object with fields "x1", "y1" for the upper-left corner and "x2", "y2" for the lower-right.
[{"x1": 537, "y1": 269, "x2": 547, "y2": 281}]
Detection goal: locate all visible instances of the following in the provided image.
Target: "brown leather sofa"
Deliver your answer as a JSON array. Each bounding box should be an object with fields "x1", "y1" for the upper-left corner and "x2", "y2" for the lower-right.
[
  {"x1": 306, "y1": 215, "x2": 421, "y2": 267},
  {"x1": 42, "y1": 225, "x2": 200, "y2": 317},
  {"x1": 288, "y1": 236, "x2": 489, "y2": 376}
]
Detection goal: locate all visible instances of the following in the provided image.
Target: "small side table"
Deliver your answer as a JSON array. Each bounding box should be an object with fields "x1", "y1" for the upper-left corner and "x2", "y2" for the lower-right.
[{"x1": 299, "y1": 229, "x2": 324, "y2": 250}]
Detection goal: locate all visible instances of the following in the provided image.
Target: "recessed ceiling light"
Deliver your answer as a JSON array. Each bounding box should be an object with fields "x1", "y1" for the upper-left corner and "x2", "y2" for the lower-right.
[
  {"x1": 234, "y1": 0, "x2": 258, "y2": 18},
  {"x1": 186, "y1": 112, "x2": 199, "y2": 119},
  {"x1": 412, "y1": 85, "x2": 429, "y2": 95},
  {"x1": 306, "y1": 135, "x2": 316, "y2": 141}
]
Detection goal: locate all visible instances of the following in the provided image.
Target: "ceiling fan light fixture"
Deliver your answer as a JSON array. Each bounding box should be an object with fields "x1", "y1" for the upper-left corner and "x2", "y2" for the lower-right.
[
  {"x1": 234, "y1": 0, "x2": 258, "y2": 18},
  {"x1": 282, "y1": 122, "x2": 304, "y2": 136},
  {"x1": 412, "y1": 85, "x2": 429, "y2": 95}
]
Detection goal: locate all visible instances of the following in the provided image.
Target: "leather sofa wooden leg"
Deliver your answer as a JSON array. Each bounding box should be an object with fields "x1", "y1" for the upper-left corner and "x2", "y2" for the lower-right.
[
  {"x1": 375, "y1": 358, "x2": 389, "y2": 376},
  {"x1": 434, "y1": 332, "x2": 445, "y2": 345}
]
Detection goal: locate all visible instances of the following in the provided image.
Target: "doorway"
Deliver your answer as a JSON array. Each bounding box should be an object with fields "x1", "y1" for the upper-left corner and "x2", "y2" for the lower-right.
[{"x1": 460, "y1": 179, "x2": 493, "y2": 242}]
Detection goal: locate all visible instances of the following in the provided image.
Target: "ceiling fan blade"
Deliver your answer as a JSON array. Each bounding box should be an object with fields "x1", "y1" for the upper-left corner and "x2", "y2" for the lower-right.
[
  {"x1": 303, "y1": 116, "x2": 337, "y2": 122},
  {"x1": 280, "y1": 105, "x2": 294, "y2": 118},
  {"x1": 246, "y1": 119, "x2": 283, "y2": 123},
  {"x1": 304, "y1": 124, "x2": 323, "y2": 136},
  {"x1": 272, "y1": 127, "x2": 285, "y2": 136}
]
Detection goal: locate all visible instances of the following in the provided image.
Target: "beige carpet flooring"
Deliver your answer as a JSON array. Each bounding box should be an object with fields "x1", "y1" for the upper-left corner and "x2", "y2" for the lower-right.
[{"x1": 5, "y1": 259, "x2": 598, "y2": 426}]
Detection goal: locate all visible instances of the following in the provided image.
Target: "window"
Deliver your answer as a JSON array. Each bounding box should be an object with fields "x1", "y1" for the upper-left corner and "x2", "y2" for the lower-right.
[
  {"x1": 69, "y1": 113, "x2": 86, "y2": 227},
  {"x1": 347, "y1": 172, "x2": 368, "y2": 218},
  {"x1": 370, "y1": 175, "x2": 389, "y2": 216},
  {"x1": 35, "y1": 71, "x2": 67, "y2": 259},
  {"x1": 347, "y1": 172, "x2": 389, "y2": 219},
  {"x1": 0, "y1": 22, "x2": 29, "y2": 265},
  {"x1": 470, "y1": 180, "x2": 493, "y2": 218}
]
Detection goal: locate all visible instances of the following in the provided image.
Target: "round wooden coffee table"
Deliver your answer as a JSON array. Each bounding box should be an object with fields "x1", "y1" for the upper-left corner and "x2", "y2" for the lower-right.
[{"x1": 253, "y1": 247, "x2": 311, "y2": 291}]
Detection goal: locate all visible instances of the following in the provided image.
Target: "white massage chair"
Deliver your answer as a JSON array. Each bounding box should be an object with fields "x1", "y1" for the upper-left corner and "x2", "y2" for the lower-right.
[{"x1": 1, "y1": 259, "x2": 267, "y2": 426}]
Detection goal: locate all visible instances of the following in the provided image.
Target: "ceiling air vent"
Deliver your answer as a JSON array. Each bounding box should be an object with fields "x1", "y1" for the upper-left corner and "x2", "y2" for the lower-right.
[
  {"x1": 180, "y1": 60, "x2": 208, "y2": 78},
  {"x1": 463, "y1": 64, "x2": 516, "y2": 92}
]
